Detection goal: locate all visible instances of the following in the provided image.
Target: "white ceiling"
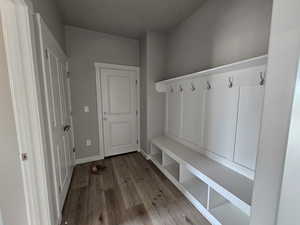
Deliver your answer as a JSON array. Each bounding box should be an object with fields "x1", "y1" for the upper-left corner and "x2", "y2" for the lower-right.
[{"x1": 56, "y1": 0, "x2": 205, "y2": 38}]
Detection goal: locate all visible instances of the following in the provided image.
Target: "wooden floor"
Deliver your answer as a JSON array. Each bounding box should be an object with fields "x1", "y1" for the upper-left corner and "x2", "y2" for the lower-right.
[{"x1": 62, "y1": 152, "x2": 211, "y2": 225}]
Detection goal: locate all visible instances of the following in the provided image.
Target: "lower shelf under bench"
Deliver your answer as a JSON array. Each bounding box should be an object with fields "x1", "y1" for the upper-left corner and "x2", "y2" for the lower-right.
[{"x1": 150, "y1": 136, "x2": 251, "y2": 225}]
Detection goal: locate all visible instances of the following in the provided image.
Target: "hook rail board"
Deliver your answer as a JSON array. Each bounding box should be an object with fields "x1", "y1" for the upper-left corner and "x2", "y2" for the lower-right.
[{"x1": 155, "y1": 55, "x2": 267, "y2": 92}]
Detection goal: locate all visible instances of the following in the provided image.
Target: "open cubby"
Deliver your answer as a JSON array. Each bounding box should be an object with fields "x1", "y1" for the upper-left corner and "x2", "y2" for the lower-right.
[
  {"x1": 151, "y1": 144, "x2": 162, "y2": 165},
  {"x1": 180, "y1": 165, "x2": 208, "y2": 207},
  {"x1": 208, "y1": 188, "x2": 250, "y2": 225},
  {"x1": 163, "y1": 153, "x2": 179, "y2": 180}
]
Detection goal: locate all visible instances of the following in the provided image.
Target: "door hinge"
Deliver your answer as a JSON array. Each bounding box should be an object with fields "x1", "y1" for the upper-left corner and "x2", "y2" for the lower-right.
[
  {"x1": 72, "y1": 148, "x2": 76, "y2": 153},
  {"x1": 135, "y1": 80, "x2": 138, "y2": 85},
  {"x1": 136, "y1": 139, "x2": 139, "y2": 145},
  {"x1": 45, "y1": 49, "x2": 49, "y2": 59},
  {"x1": 21, "y1": 153, "x2": 28, "y2": 161},
  {"x1": 59, "y1": 185, "x2": 62, "y2": 192},
  {"x1": 136, "y1": 110, "x2": 138, "y2": 115}
]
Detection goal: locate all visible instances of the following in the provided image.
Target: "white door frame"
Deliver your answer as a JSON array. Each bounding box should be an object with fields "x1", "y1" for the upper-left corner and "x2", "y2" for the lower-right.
[
  {"x1": 95, "y1": 62, "x2": 140, "y2": 159},
  {"x1": 0, "y1": 1, "x2": 52, "y2": 225}
]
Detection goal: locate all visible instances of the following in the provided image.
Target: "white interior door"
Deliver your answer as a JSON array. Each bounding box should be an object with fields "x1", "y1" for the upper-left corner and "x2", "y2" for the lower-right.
[
  {"x1": 37, "y1": 16, "x2": 72, "y2": 216},
  {"x1": 100, "y1": 68, "x2": 139, "y2": 157}
]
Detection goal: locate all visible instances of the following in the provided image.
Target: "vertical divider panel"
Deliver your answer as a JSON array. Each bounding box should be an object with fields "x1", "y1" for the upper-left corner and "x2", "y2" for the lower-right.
[
  {"x1": 203, "y1": 85, "x2": 239, "y2": 160},
  {"x1": 166, "y1": 82, "x2": 182, "y2": 138},
  {"x1": 180, "y1": 165, "x2": 208, "y2": 207},
  {"x1": 234, "y1": 86, "x2": 264, "y2": 170},
  {"x1": 181, "y1": 78, "x2": 206, "y2": 146},
  {"x1": 163, "y1": 152, "x2": 179, "y2": 181}
]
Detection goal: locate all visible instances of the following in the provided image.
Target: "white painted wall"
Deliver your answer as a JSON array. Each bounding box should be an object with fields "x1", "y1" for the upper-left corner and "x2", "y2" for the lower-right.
[
  {"x1": 276, "y1": 60, "x2": 300, "y2": 225},
  {"x1": 250, "y1": 0, "x2": 300, "y2": 224},
  {"x1": 0, "y1": 16, "x2": 29, "y2": 225},
  {"x1": 140, "y1": 36, "x2": 148, "y2": 153}
]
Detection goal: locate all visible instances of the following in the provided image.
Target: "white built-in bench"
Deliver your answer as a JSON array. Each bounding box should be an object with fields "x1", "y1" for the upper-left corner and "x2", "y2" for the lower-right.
[{"x1": 150, "y1": 136, "x2": 253, "y2": 225}]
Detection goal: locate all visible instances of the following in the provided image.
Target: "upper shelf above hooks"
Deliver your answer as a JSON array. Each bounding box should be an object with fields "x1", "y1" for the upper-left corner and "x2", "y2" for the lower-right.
[{"x1": 156, "y1": 55, "x2": 268, "y2": 92}]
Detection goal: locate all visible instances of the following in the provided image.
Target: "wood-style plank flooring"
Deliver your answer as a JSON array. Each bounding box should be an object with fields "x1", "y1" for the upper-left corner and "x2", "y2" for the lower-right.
[{"x1": 61, "y1": 152, "x2": 211, "y2": 225}]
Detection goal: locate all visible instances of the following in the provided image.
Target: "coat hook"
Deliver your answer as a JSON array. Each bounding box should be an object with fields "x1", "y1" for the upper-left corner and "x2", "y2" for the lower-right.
[
  {"x1": 179, "y1": 85, "x2": 183, "y2": 92},
  {"x1": 191, "y1": 83, "x2": 196, "y2": 91},
  {"x1": 206, "y1": 81, "x2": 211, "y2": 90},
  {"x1": 259, "y1": 72, "x2": 265, "y2": 86},
  {"x1": 228, "y1": 77, "x2": 233, "y2": 88}
]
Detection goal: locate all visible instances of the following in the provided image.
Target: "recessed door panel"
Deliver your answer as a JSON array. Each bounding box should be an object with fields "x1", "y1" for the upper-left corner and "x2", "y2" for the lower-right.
[
  {"x1": 101, "y1": 68, "x2": 138, "y2": 157},
  {"x1": 182, "y1": 79, "x2": 205, "y2": 145},
  {"x1": 108, "y1": 75, "x2": 131, "y2": 114},
  {"x1": 234, "y1": 86, "x2": 264, "y2": 170},
  {"x1": 167, "y1": 84, "x2": 181, "y2": 137},
  {"x1": 110, "y1": 121, "x2": 132, "y2": 147},
  {"x1": 203, "y1": 87, "x2": 239, "y2": 160}
]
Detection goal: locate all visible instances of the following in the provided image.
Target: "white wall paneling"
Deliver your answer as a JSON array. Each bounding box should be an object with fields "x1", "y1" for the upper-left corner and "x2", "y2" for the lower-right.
[{"x1": 156, "y1": 56, "x2": 267, "y2": 177}]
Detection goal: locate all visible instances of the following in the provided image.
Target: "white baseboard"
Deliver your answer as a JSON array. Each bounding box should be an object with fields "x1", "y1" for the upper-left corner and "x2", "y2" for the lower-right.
[
  {"x1": 75, "y1": 155, "x2": 104, "y2": 165},
  {"x1": 139, "y1": 149, "x2": 151, "y2": 160}
]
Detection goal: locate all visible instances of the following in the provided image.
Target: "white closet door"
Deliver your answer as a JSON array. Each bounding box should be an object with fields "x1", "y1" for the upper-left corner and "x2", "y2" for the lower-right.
[
  {"x1": 181, "y1": 79, "x2": 205, "y2": 145},
  {"x1": 203, "y1": 87, "x2": 239, "y2": 160},
  {"x1": 37, "y1": 16, "x2": 72, "y2": 219},
  {"x1": 101, "y1": 68, "x2": 139, "y2": 157},
  {"x1": 234, "y1": 86, "x2": 264, "y2": 170},
  {"x1": 166, "y1": 83, "x2": 181, "y2": 137}
]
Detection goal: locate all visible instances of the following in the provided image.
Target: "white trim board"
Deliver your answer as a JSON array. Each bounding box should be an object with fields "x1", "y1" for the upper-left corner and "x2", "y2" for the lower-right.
[
  {"x1": 94, "y1": 62, "x2": 141, "y2": 160},
  {"x1": 75, "y1": 155, "x2": 104, "y2": 165},
  {"x1": 140, "y1": 149, "x2": 151, "y2": 160},
  {"x1": 95, "y1": 62, "x2": 139, "y2": 71},
  {"x1": 0, "y1": 1, "x2": 52, "y2": 225},
  {"x1": 156, "y1": 55, "x2": 267, "y2": 92}
]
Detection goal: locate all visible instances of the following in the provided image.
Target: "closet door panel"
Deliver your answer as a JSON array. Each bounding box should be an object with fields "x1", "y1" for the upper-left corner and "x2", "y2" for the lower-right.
[
  {"x1": 234, "y1": 86, "x2": 264, "y2": 170},
  {"x1": 203, "y1": 87, "x2": 239, "y2": 160},
  {"x1": 166, "y1": 84, "x2": 181, "y2": 137},
  {"x1": 182, "y1": 79, "x2": 205, "y2": 145}
]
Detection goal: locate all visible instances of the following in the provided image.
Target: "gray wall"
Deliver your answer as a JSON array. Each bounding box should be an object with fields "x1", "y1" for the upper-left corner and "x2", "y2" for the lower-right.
[
  {"x1": 0, "y1": 17, "x2": 29, "y2": 225},
  {"x1": 146, "y1": 32, "x2": 166, "y2": 153},
  {"x1": 139, "y1": 35, "x2": 148, "y2": 152},
  {"x1": 139, "y1": 32, "x2": 167, "y2": 154},
  {"x1": 30, "y1": 0, "x2": 66, "y2": 50},
  {"x1": 65, "y1": 26, "x2": 139, "y2": 160},
  {"x1": 166, "y1": 0, "x2": 273, "y2": 78}
]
